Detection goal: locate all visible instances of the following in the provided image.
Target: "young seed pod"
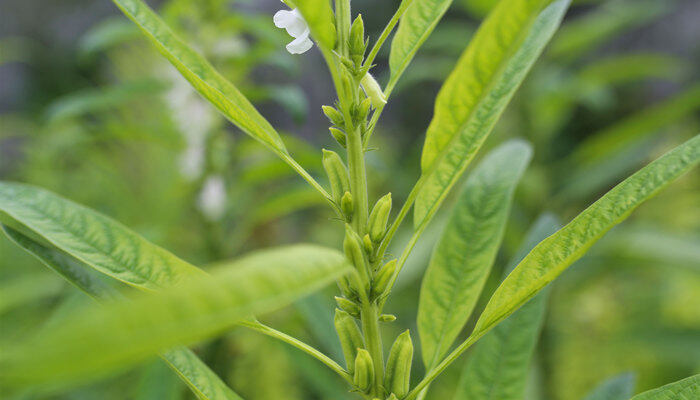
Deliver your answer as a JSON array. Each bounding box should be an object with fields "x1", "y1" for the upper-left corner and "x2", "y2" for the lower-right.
[
  {"x1": 334, "y1": 308, "x2": 364, "y2": 373},
  {"x1": 385, "y1": 394, "x2": 398, "y2": 400},
  {"x1": 361, "y1": 73, "x2": 387, "y2": 107},
  {"x1": 353, "y1": 348, "x2": 374, "y2": 393},
  {"x1": 368, "y1": 193, "x2": 392, "y2": 242},
  {"x1": 341, "y1": 191, "x2": 354, "y2": 220},
  {"x1": 362, "y1": 233, "x2": 374, "y2": 255},
  {"x1": 329, "y1": 127, "x2": 347, "y2": 147},
  {"x1": 379, "y1": 314, "x2": 397, "y2": 323},
  {"x1": 322, "y1": 149, "x2": 350, "y2": 203},
  {"x1": 344, "y1": 224, "x2": 367, "y2": 272},
  {"x1": 335, "y1": 296, "x2": 361, "y2": 317},
  {"x1": 322, "y1": 105, "x2": 345, "y2": 127},
  {"x1": 358, "y1": 97, "x2": 372, "y2": 121},
  {"x1": 384, "y1": 330, "x2": 413, "y2": 398},
  {"x1": 337, "y1": 275, "x2": 356, "y2": 299},
  {"x1": 372, "y1": 259, "x2": 397, "y2": 298},
  {"x1": 349, "y1": 15, "x2": 366, "y2": 59}
]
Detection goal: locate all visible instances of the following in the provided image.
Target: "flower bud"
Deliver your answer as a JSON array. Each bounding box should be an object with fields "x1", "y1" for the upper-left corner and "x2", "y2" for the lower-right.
[
  {"x1": 349, "y1": 15, "x2": 366, "y2": 59},
  {"x1": 379, "y1": 314, "x2": 397, "y2": 323},
  {"x1": 372, "y1": 259, "x2": 396, "y2": 298},
  {"x1": 341, "y1": 191, "x2": 354, "y2": 220},
  {"x1": 362, "y1": 233, "x2": 374, "y2": 255},
  {"x1": 368, "y1": 193, "x2": 392, "y2": 242},
  {"x1": 353, "y1": 348, "x2": 374, "y2": 392},
  {"x1": 329, "y1": 127, "x2": 347, "y2": 147},
  {"x1": 335, "y1": 296, "x2": 360, "y2": 317},
  {"x1": 361, "y1": 73, "x2": 387, "y2": 108},
  {"x1": 322, "y1": 105, "x2": 345, "y2": 127},
  {"x1": 334, "y1": 308, "x2": 364, "y2": 373},
  {"x1": 322, "y1": 149, "x2": 350, "y2": 203},
  {"x1": 384, "y1": 330, "x2": 413, "y2": 398},
  {"x1": 337, "y1": 275, "x2": 356, "y2": 299}
]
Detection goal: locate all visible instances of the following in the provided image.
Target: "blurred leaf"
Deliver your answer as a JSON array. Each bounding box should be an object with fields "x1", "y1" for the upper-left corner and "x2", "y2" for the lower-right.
[
  {"x1": 0, "y1": 273, "x2": 63, "y2": 315},
  {"x1": 549, "y1": 0, "x2": 671, "y2": 60},
  {"x1": 455, "y1": 213, "x2": 560, "y2": 400},
  {"x1": 582, "y1": 372, "x2": 636, "y2": 400},
  {"x1": 577, "y1": 53, "x2": 689, "y2": 87},
  {"x1": 294, "y1": 0, "x2": 337, "y2": 52},
  {"x1": 414, "y1": 0, "x2": 569, "y2": 227},
  {"x1": 389, "y1": 0, "x2": 455, "y2": 92},
  {"x1": 1, "y1": 226, "x2": 243, "y2": 400},
  {"x1": 629, "y1": 374, "x2": 699, "y2": 400},
  {"x1": 0, "y1": 244, "x2": 350, "y2": 390},
  {"x1": 0, "y1": 181, "x2": 204, "y2": 291},
  {"x1": 418, "y1": 140, "x2": 532, "y2": 367},
  {"x1": 458, "y1": 0, "x2": 499, "y2": 17},
  {"x1": 111, "y1": 0, "x2": 287, "y2": 154},
  {"x1": 472, "y1": 135, "x2": 700, "y2": 340},
  {"x1": 79, "y1": 18, "x2": 141, "y2": 57},
  {"x1": 134, "y1": 360, "x2": 183, "y2": 400}
]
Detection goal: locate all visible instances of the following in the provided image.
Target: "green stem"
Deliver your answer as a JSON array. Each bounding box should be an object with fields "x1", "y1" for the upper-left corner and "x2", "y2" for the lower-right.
[
  {"x1": 347, "y1": 125, "x2": 369, "y2": 234},
  {"x1": 360, "y1": 301, "x2": 384, "y2": 398},
  {"x1": 363, "y1": 0, "x2": 414, "y2": 71},
  {"x1": 239, "y1": 320, "x2": 353, "y2": 385}
]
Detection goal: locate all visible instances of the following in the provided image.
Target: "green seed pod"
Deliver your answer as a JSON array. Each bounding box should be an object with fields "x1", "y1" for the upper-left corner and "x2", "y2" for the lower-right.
[
  {"x1": 334, "y1": 308, "x2": 364, "y2": 373},
  {"x1": 337, "y1": 275, "x2": 356, "y2": 299},
  {"x1": 359, "y1": 97, "x2": 372, "y2": 120},
  {"x1": 362, "y1": 233, "x2": 374, "y2": 255},
  {"x1": 335, "y1": 296, "x2": 360, "y2": 317},
  {"x1": 368, "y1": 193, "x2": 392, "y2": 242},
  {"x1": 361, "y1": 73, "x2": 387, "y2": 107},
  {"x1": 344, "y1": 224, "x2": 367, "y2": 274},
  {"x1": 322, "y1": 149, "x2": 350, "y2": 203},
  {"x1": 349, "y1": 15, "x2": 366, "y2": 58},
  {"x1": 385, "y1": 394, "x2": 398, "y2": 400},
  {"x1": 353, "y1": 348, "x2": 374, "y2": 393},
  {"x1": 322, "y1": 105, "x2": 345, "y2": 127},
  {"x1": 379, "y1": 314, "x2": 397, "y2": 323},
  {"x1": 329, "y1": 127, "x2": 347, "y2": 147},
  {"x1": 384, "y1": 330, "x2": 413, "y2": 398},
  {"x1": 372, "y1": 259, "x2": 397, "y2": 299},
  {"x1": 341, "y1": 191, "x2": 354, "y2": 220}
]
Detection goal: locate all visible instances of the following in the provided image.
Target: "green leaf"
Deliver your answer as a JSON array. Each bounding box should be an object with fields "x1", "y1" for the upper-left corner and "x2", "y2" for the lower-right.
[
  {"x1": 414, "y1": 0, "x2": 569, "y2": 228},
  {"x1": 0, "y1": 244, "x2": 350, "y2": 389},
  {"x1": 472, "y1": 135, "x2": 700, "y2": 340},
  {"x1": 418, "y1": 140, "x2": 532, "y2": 367},
  {"x1": 454, "y1": 214, "x2": 560, "y2": 400},
  {"x1": 110, "y1": 0, "x2": 286, "y2": 153},
  {"x1": 630, "y1": 374, "x2": 699, "y2": 400},
  {"x1": 294, "y1": 0, "x2": 337, "y2": 52},
  {"x1": 388, "y1": 0, "x2": 455, "y2": 92},
  {"x1": 1, "y1": 226, "x2": 243, "y2": 400},
  {"x1": 0, "y1": 181, "x2": 204, "y2": 291},
  {"x1": 582, "y1": 373, "x2": 636, "y2": 400}
]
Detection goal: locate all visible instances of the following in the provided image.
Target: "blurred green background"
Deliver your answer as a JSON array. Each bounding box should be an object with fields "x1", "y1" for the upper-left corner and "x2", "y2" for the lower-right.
[{"x1": 1, "y1": 0, "x2": 699, "y2": 399}]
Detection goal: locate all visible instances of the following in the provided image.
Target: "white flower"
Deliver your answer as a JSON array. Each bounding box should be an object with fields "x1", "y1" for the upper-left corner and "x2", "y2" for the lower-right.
[
  {"x1": 274, "y1": 8, "x2": 313, "y2": 54},
  {"x1": 198, "y1": 175, "x2": 227, "y2": 221}
]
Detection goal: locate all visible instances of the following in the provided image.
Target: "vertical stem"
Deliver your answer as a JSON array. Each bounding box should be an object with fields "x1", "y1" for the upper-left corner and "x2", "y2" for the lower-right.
[
  {"x1": 360, "y1": 301, "x2": 384, "y2": 398},
  {"x1": 347, "y1": 126, "x2": 369, "y2": 234}
]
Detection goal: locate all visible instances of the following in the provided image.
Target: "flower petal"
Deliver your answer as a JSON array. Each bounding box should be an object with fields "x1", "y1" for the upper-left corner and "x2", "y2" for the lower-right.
[
  {"x1": 287, "y1": 34, "x2": 313, "y2": 54},
  {"x1": 273, "y1": 10, "x2": 294, "y2": 28}
]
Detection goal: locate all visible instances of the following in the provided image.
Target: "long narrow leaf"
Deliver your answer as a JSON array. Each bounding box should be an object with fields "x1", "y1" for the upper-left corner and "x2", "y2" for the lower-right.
[
  {"x1": 2, "y1": 226, "x2": 243, "y2": 400},
  {"x1": 472, "y1": 135, "x2": 700, "y2": 339},
  {"x1": 629, "y1": 374, "x2": 699, "y2": 400},
  {"x1": 454, "y1": 214, "x2": 560, "y2": 400},
  {"x1": 110, "y1": 0, "x2": 286, "y2": 153},
  {"x1": 414, "y1": 0, "x2": 569, "y2": 227},
  {"x1": 418, "y1": 140, "x2": 532, "y2": 367},
  {"x1": 0, "y1": 244, "x2": 350, "y2": 389},
  {"x1": 294, "y1": 0, "x2": 337, "y2": 52}
]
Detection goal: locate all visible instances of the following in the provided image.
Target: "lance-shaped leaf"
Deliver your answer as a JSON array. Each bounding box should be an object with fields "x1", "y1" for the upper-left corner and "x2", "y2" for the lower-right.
[
  {"x1": 582, "y1": 373, "x2": 636, "y2": 400},
  {"x1": 389, "y1": 0, "x2": 455, "y2": 92},
  {"x1": 472, "y1": 135, "x2": 700, "y2": 340},
  {"x1": 1, "y1": 226, "x2": 243, "y2": 400},
  {"x1": 630, "y1": 374, "x2": 699, "y2": 400},
  {"x1": 414, "y1": 0, "x2": 569, "y2": 228},
  {"x1": 111, "y1": 0, "x2": 286, "y2": 153},
  {"x1": 293, "y1": 0, "x2": 337, "y2": 52},
  {"x1": 454, "y1": 214, "x2": 560, "y2": 400},
  {"x1": 0, "y1": 181, "x2": 204, "y2": 291},
  {"x1": 418, "y1": 140, "x2": 532, "y2": 367},
  {"x1": 0, "y1": 244, "x2": 350, "y2": 389}
]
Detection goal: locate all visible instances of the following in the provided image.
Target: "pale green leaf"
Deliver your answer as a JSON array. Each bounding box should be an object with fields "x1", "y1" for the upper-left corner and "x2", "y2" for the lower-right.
[
  {"x1": 630, "y1": 374, "x2": 699, "y2": 400},
  {"x1": 454, "y1": 214, "x2": 560, "y2": 400},
  {"x1": 414, "y1": 0, "x2": 569, "y2": 227},
  {"x1": 472, "y1": 135, "x2": 700, "y2": 339},
  {"x1": 388, "y1": 0, "x2": 455, "y2": 92},
  {"x1": 418, "y1": 140, "x2": 532, "y2": 367},
  {"x1": 294, "y1": 0, "x2": 337, "y2": 51},
  {"x1": 1, "y1": 226, "x2": 243, "y2": 400},
  {"x1": 582, "y1": 373, "x2": 636, "y2": 400},
  {"x1": 111, "y1": 0, "x2": 286, "y2": 153},
  {"x1": 0, "y1": 244, "x2": 350, "y2": 389},
  {"x1": 0, "y1": 181, "x2": 204, "y2": 291}
]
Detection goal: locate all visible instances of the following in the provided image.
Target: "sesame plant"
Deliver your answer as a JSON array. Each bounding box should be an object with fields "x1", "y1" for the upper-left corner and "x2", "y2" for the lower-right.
[{"x1": 0, "y1": 0, "x2": 698, "y2": 400}]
